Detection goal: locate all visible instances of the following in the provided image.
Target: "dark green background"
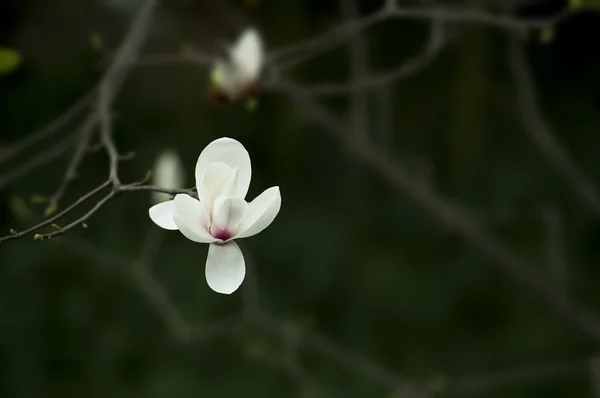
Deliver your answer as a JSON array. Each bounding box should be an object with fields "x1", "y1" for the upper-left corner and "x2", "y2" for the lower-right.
[{"x1": 2, "y1": 0, "x2": 600, "y2": 397}]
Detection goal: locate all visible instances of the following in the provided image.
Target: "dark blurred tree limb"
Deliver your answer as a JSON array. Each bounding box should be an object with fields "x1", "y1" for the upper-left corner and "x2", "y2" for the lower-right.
[
  {"x1": 46, "y1": 113, "x2": 99, "y2": 209},
  {"x1": 0, "y1": 181, "x2": 196, "y2": 242},
  {"x1": 1, "y1": 0, "x2": 593, "y2": 396},
  {"x1": 0, "y1": 0, "x2": 195, "y2": 243},
  {"x1": 508, "y1": 33, "x2": 600, "y2": 218},
  {"x1": 55, "y1": 232, "x2": 596, "y2": 397},
  {"x1": 0, "y1": 134, "x2": 75, "y2": 192},
  {"x1": 269, "y1": 78, "x2": 600, "y2": 345},
  {"x1": 301, "y1": 17, "x2": 446, "y2": 96},
  {"x1": 337, "y1": 0, "x2": 369, "y2": 139},
  {"x1": 0, "y1": 0, "x2": 165, "y2": 193},
  {"x1": 269, "y1": 1, "x2": 571, "y2": 69},
  {"x1": 0, "y1": 88, "x2": 96, "y2": 164}
]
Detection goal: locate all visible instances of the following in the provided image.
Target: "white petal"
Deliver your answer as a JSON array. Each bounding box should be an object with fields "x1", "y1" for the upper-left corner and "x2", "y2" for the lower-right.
[
  {"x1": 211, "y1": 196, "x2": 248, "y2": 239},
  {"x1": 172, "y1": 194, "x2": 216, "y2": 243},
  {"x1": 195, "y1": 138, "x2": 251, "y2": 198},
  {"x1": 205, "y1": 241, "x2": 245, "y2": 294},
  {"x1": 230, "y1": 28, "x2": 264, "y2": 83},
  {"x1": 236, "y1": 186, "x2": 281, "y2": 239},
  {"x1": 220, "y1": 167, "x2": 239, "y2": 198},
  {"x1": 199, "y1": 161, "x2": 234, "y2": 215},
  {"x1": 148, "y1": 200, "x2": 178, "y2": 230}
]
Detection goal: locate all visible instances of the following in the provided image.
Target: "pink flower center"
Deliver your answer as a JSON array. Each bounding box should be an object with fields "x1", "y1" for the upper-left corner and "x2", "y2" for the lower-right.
[{"x1": 212, "y1": 229, "x2": 233, "y2": 241}]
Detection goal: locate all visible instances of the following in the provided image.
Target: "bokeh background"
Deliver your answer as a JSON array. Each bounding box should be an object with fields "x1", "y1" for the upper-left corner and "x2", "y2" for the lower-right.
[{"x1": 2, "y1": 0, "x2": 600, "y2": 397}]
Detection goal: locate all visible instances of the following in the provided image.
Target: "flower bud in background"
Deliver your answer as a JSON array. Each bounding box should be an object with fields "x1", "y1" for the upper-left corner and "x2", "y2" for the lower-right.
[
  {"x1": 151, "y1": 149, "x2": 185, "y2": 205},
  {"x1": 208, "y1": 27, "x2": 265, "y2": 106}
]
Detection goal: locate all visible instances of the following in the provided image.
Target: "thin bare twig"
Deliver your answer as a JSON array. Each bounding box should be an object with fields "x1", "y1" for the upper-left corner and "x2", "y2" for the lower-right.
[
  {"x1": 508, "y1": 34, "x2": 600, "y2": 218},
  {"x1": 302, "y1": 18, "x2": 445, "y2": 96},
  {"x1": 97, "y1": 0, "x2": 162, "y2": 187},
  {"x1": 0, "y1": 88, "x2": 96, "y2": 164},
  {"x1": 445, "y1": 358, "x2": 587, "y2": 396},
  {"x1": 249, "y1": 311, "x2": 430, "y2": 397},
  {"x1": 338, "y1": 0, "x2": 369, "y2": 139},
  {"x1": 131, "y1": 257, "x2": 193, "y2": 341},
  {"x1": 117, "y1": 184, "x2": 196, "y2": 195},
  {"x1": 270, "y1": 4, "x2": 570, "y2": 68},
  {"x1": 46, "y1": 113, "x2": 99, "y2": 207},
  {"x1": 273, "y1": 79, "x2": 600, "y2": 344},
  {"x1": 98, "y1": 90, "x2": 120, "y2": 185},
  {"x1": 56, "y1": 233, "x2": 242, "y2": 343},
  {"x1": 0, "y1": 182, "x2": 194, "y2": 242},
  {"x1": 0, "y1": 0, "x2": 164, "y2": 242},
  {"x1": 0, "y1": 180, "x2": 111, "y2": 242},
  {"x1": 0, "y1": 135, "x2": 75, "y2": 192}
]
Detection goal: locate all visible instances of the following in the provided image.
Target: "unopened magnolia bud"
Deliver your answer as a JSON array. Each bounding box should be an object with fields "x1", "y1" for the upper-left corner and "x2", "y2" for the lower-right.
[
  {"x1": 209, "y1": 27, "x2": 265, "y2": 104},
  {"x1": 152, "y1": 149, "x2": 185, "y2": 204}
]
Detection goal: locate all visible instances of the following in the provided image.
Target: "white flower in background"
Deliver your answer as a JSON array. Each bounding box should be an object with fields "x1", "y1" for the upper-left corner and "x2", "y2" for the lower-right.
[
  {"x1": 148, "y1": 137, "x2": 281, "y2": 294},
  {"x1": 209, "y1": 27, "x2": 265, "y2": 104},
  {"x1": 151, "y1": 149, "x2": 185, "y2": 205}
]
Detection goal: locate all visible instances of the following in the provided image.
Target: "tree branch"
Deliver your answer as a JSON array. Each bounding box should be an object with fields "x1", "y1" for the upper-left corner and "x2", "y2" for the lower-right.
[
  {"x1": 507, "y1": 33, "x2": 600, "y2": 218},
  {"x1": 270, "y1": 4, "x2": 570, "y2": 69},
  {"x1": 271, "y1": 79, "x2": 600, "y2": 344},
  {"x1": 302, "y1": 17, "x2": 445, "y2": 96},
  {"x1": 337, "y1": 0, "x2": 369, "y2": 139},
  {"x1": 445, "y1": 358, "x2": 586, "y2": 396},
  {"x1": 0, "y1": 88, "x2": 96, "y2": 164},
  {"x1": 0, "y1": 134, "x2": 75, "y2": 192},
  {"x1": 0, "y1": 182, "x2": 195, "y2": 242},
  {"x1": 46, "y1": 113, "x2": 99, "y2": 208}
]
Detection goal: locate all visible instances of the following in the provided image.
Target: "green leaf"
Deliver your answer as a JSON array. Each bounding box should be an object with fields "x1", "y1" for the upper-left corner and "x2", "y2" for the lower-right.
[
  {"x1": 51, "y1": 223, "x2": 62, "y2": 230},
  {"x1": 33, "y1": 234, "x2": 43, "y2": 241},
  {"x1": 0, "y1": 47, "x2": 22, "y2": 75}
]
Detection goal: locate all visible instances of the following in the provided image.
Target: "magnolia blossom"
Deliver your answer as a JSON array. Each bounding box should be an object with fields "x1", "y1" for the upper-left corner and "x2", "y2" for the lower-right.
[
  {"x1": 148, "y1": 137, "x2": 281, "y2": 294},
  {"x1": 151, "y1": 149, "x2": 185, "y2": 205},
  {"x1": 209, "y1": 27, "x2": 265, "y2": 104}
]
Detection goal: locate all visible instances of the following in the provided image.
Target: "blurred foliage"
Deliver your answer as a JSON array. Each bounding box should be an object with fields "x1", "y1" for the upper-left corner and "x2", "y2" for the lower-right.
[
  {"x1": 1, "y1": 0, "x2": 600, "y2": 397},
  {"x1": 0, "y1": 47, "x2": 22, "y2": 74},
  {"x1": 570, "y1": 0, "x2": 600, "y2": 10}
]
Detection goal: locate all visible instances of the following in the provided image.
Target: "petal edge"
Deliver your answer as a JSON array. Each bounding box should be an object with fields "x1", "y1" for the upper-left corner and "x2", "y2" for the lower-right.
[
  {"x1": 236, "y1": 186, "x2": 281, "y2": 239},
  {"x1": 149, "y1": 200, "x2": 178, "y2": 230},
  {"x1": 195, "y1": 138, "x2": 252, "y2": 199}
]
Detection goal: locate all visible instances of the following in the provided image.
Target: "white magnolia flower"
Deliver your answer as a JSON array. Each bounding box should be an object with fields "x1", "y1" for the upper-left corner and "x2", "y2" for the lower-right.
[
  {"x1": 148, "y1": 137, "x2": 281, "y2": 295},
  {"x1": 210, "y1": 27, "x2": 265, "y2": 103},
  {"x1": 151, "y1": 149, "x2": 185, "y2": 205}
]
